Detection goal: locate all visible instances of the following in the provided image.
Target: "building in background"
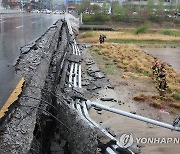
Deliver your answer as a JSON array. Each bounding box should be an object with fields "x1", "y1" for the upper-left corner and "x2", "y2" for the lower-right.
[
  {"x1": 122, "y1": 0, "x2": 178, "y2": 10},
  {"x1": 2, "y1": 0, "x2": 31, "y2": 10}
]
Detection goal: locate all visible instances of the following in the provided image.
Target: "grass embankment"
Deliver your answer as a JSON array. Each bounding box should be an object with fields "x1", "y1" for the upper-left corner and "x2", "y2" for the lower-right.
[
  {"x1": 90, "y1": 43, "x2": 180, "y2": 113},
  {"x1": 78, "y1": 30, "x2": 180, "y2": 46}
]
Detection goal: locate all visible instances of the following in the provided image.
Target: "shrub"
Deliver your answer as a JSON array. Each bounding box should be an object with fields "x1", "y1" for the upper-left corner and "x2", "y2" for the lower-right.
[
  {"x1": 82, "y1": 13, "x2": 110, "y2": 25},
  {"x1": 161, "y1": 29, "x2": 174, "y2": 36},
  {"x1": 148, "y1": 14, "x2": 163, "y2": 23},
  {"x1": 171, "y1": 92, "x2": 180, "y2": 101},
  {"x1": 134, "y1": 23, "x2": 150, "y2": 34},
  {"x1": 150, "y1": 100, "x2": 163, "y2": 108},
  {"x1": 134, "y1": 94, "x2": 147, "y2": 101},
  {"x1": 174, "y1": 18, "x2": 180, "y2": 26}
]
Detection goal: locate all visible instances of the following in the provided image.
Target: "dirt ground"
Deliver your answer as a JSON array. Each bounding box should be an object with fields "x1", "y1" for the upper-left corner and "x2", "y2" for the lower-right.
[{"x1": 81, "y1": 43, "x2": 180, "y2": 154}]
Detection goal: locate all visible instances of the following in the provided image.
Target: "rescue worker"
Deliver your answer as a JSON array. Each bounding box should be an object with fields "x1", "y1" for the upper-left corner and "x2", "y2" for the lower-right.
[
  {"x1": 102, "y1": 34, "x2": 106, "y2": 43},
  {"x1": 160, "y1": 62, "x2": 166, "y2": 72},
  {"x1": 152, "y1": 60, "x2": 160, "y2": 82},
  {"x1": 99, "y1": 35, "x2": 103, "y2": 44},
  {"x1": 99, "y1": 34, "x2": 106, "y2": 44},
  {"x1": 158, "y1": 68, "x2": 168, "y2": 97},
  {"x1": 173, "y1": 115, "x2": 180, "y2": 127}
]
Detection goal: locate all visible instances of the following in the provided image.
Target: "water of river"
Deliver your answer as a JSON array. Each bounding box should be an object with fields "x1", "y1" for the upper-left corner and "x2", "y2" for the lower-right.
[{"x1": 142, "y1": 48, "x2": 180, "y2": 72}]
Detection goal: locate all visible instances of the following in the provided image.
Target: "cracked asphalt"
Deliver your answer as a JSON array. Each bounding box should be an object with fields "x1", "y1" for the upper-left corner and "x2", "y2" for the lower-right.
[{"x1": 0, "y1": 13, "x2": 63, "y2": 106}]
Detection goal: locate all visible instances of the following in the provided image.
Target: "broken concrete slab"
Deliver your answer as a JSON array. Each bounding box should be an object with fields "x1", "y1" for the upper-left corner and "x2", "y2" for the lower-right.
[
  {"x1": 0, "y1": 21, "x2": 63, "y2": 154},
  {"x1": 87, "y1": 82, "x2": 102, "y2": 91},
  {"x1": 87, "y1": 64, "x2": 100, "y2": 74},
  {"x1": 21, "y1": 47, "x2": 30, "y2": 54},
  {"x1": 67, "y1": 54, "x2": 83, "y2": 63},
  {"x1": 86, "y1": 60, "x2": 95, "y2": 65},
  {"x1": 81, "y1": 80, "x2": 90, "y2": 86},
  {"x1": 94, "y1": 72, "x2": 105, "y2": 79},
  {"x1": 107, "y1": 85, "x2": 115, "y2": 89}
]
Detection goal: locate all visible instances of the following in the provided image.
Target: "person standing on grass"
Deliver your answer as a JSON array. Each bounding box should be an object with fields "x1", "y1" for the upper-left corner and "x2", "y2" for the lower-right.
[
  {"x1": 99, "y1": 34, "x2": 106, "y2": 44},
  {"x1": 102, "y1": 34, "x2": 106, "y2": 43},
  {"x1": 99, "y1": 35, "x2": 103, "y2": 44}
]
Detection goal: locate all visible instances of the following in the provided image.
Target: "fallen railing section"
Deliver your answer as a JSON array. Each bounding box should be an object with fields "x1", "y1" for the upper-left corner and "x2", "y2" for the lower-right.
[{"x1": 65, "y1": 15, "x2": 135, "y2": 154}]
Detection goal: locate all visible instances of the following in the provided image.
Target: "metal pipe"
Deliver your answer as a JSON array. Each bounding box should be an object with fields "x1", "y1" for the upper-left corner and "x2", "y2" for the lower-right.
[
  {"x1": 66, "y1": 15, "x2": 73, "y2": 35},
  {"x1": 73, "y1": 63, "x2": 78, "y2": 87},
  {"x1": 72, "y1": 43, "x2": 75, "y2": 55},
  {"x1": 87, "y1": 101, "x2": 180, "y2": 132},
  {"x1": 81, "y1": 102, "x2": 119, "y2": 142},
  {"x1": 74, "y1": 44, "x2": 78, "y2": 55},
  {"x1": 69, "y1": 63, "x2": 74, "y2": 87},
  {"x1": 78, "y1": 64, "x2": 82, "y2": 88}
]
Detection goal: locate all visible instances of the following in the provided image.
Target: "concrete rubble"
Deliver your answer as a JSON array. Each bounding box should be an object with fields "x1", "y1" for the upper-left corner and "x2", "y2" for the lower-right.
[{"x1": 0, "y1": 20, "x2": 98, "y2": 154}]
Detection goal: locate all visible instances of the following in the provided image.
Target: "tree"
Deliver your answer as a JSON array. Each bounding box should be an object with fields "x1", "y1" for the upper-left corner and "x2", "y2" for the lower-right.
[
  {"x1": 76, "y1": 0, "x2": 90, "y2": 13},
  {"x1": 102, "y1": 0, "x2": 108, "y2": 13},
  {"x1": 147, "y1": 0, "x2": 155, "y2": 11},
  {"x1": 157, "y1": 0, "x2": 164, "y2": 11},
  {"x1": 112, "y1": 2, "x2": 125, "y2": 15},
  {"x1": 90, "y1": 4, "x2": 101, "y2": 13}
]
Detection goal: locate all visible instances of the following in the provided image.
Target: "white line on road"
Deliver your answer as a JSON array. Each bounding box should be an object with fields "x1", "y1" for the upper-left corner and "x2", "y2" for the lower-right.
[
  {"x1": 31, "y1": 21, "x2": 36, "y2": 24},
  {"x1": 16, "y1": 25, "x2": 23, "y2": 29},
  {"x1": 0, "y1": 21, "x2": 5, "y2": 23}
]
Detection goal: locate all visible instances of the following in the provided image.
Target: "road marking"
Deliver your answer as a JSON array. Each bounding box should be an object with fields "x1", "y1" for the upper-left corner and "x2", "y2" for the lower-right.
[
  {"x1": 0, "y1": 21, "x2": 5, "y2": 23},
  {"x1": 16, "y1": 25, "x2": 23, "y2": 29},
  {"x1": 32, "y1": 21, "x2": 36, "y2": 24},
  {"x1": 0, "y1": 77, "x2": 25, "y2": 118}
]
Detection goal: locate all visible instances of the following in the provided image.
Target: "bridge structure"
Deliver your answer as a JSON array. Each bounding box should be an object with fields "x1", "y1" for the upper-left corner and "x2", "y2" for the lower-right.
[{"x1": 0, "y1": 13, "x2": 179, "y2": 154}]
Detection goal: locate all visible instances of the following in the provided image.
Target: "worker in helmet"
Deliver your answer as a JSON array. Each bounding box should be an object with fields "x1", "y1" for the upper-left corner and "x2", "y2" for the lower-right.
[
  {"x1": 152, "y1": 60, "x2": 160, "y2": 82},
  {"x1": 158, "y1": 68, "x2": 168, "y2": 97}
]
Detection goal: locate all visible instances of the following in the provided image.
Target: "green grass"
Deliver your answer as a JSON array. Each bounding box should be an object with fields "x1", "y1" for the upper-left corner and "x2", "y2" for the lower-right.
[
  {"x1": 134, "y1": 24, "x2": 149, "y2": 35},
  {"x1": 104, "y1": 64, "x2": 117, "y2": 75},
  {"x1": 90, "y1": 49, "x2": 119, "y2": 76},
  {"x1": 107, "y1": 39, "x2": 180, "y2": 46},
  {"x1": 171, "y1": 92, "x2": 180, "y2": 101},
  {"x1": 143, "y1": 71, "x2": 149, "y2": 76},
  {"x1": 161, "y1": 29, "x2": 180, "y2": 37},
  {"x1": 91, "y1": 47, "x2": 100, "y2": 52},
  {"x1": 81, "y1": 31, "x2": 97, "y2": 38},
  {"x1": 133, "y1": 68, "x2": 140, "y2": 73}
]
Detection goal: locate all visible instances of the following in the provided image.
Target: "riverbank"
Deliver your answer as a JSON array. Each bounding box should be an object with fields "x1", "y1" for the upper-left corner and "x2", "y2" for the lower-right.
[
  {"x1": 78, "y1": 30, "x2": 180, "y2": 47},
  {"x1": 80, "y1": 43, "x2": 180, "y2": 154},
  {"x1": 90, "y1": 43, "x2": 180, "y2": 113}
]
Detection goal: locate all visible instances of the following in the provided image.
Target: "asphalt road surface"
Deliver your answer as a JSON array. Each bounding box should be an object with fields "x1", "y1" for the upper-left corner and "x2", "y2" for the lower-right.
[{"x1": 0, "y1": 13, "x2": 62, "y2": 107}]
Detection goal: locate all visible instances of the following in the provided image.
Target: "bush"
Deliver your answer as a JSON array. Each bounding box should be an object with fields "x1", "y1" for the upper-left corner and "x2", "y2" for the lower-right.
[
  {"x1": 134, "y1": 23, "x2": 150, "y2": 34},
  {"x1": 161, "y1": 29, "x2": 180, "y2": 37},
  {"x1": 161, "y1": 29, "x2": 174, "y2": 36},
  {"x1": 82, "y1": 13, "x2": 110, "y2": 25},
  {"x1": 112, "y1": 15, "x2": 124, "y2": 22},
  {"x1": 148, "y1": 14, "x2": 163, "y2": 23},
  {"x1": 171, "y1": 92, "x2": 180, "y2": 101},
  {"x1": 174, "y1": 18, "x2": 180, "y2": 26}
]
